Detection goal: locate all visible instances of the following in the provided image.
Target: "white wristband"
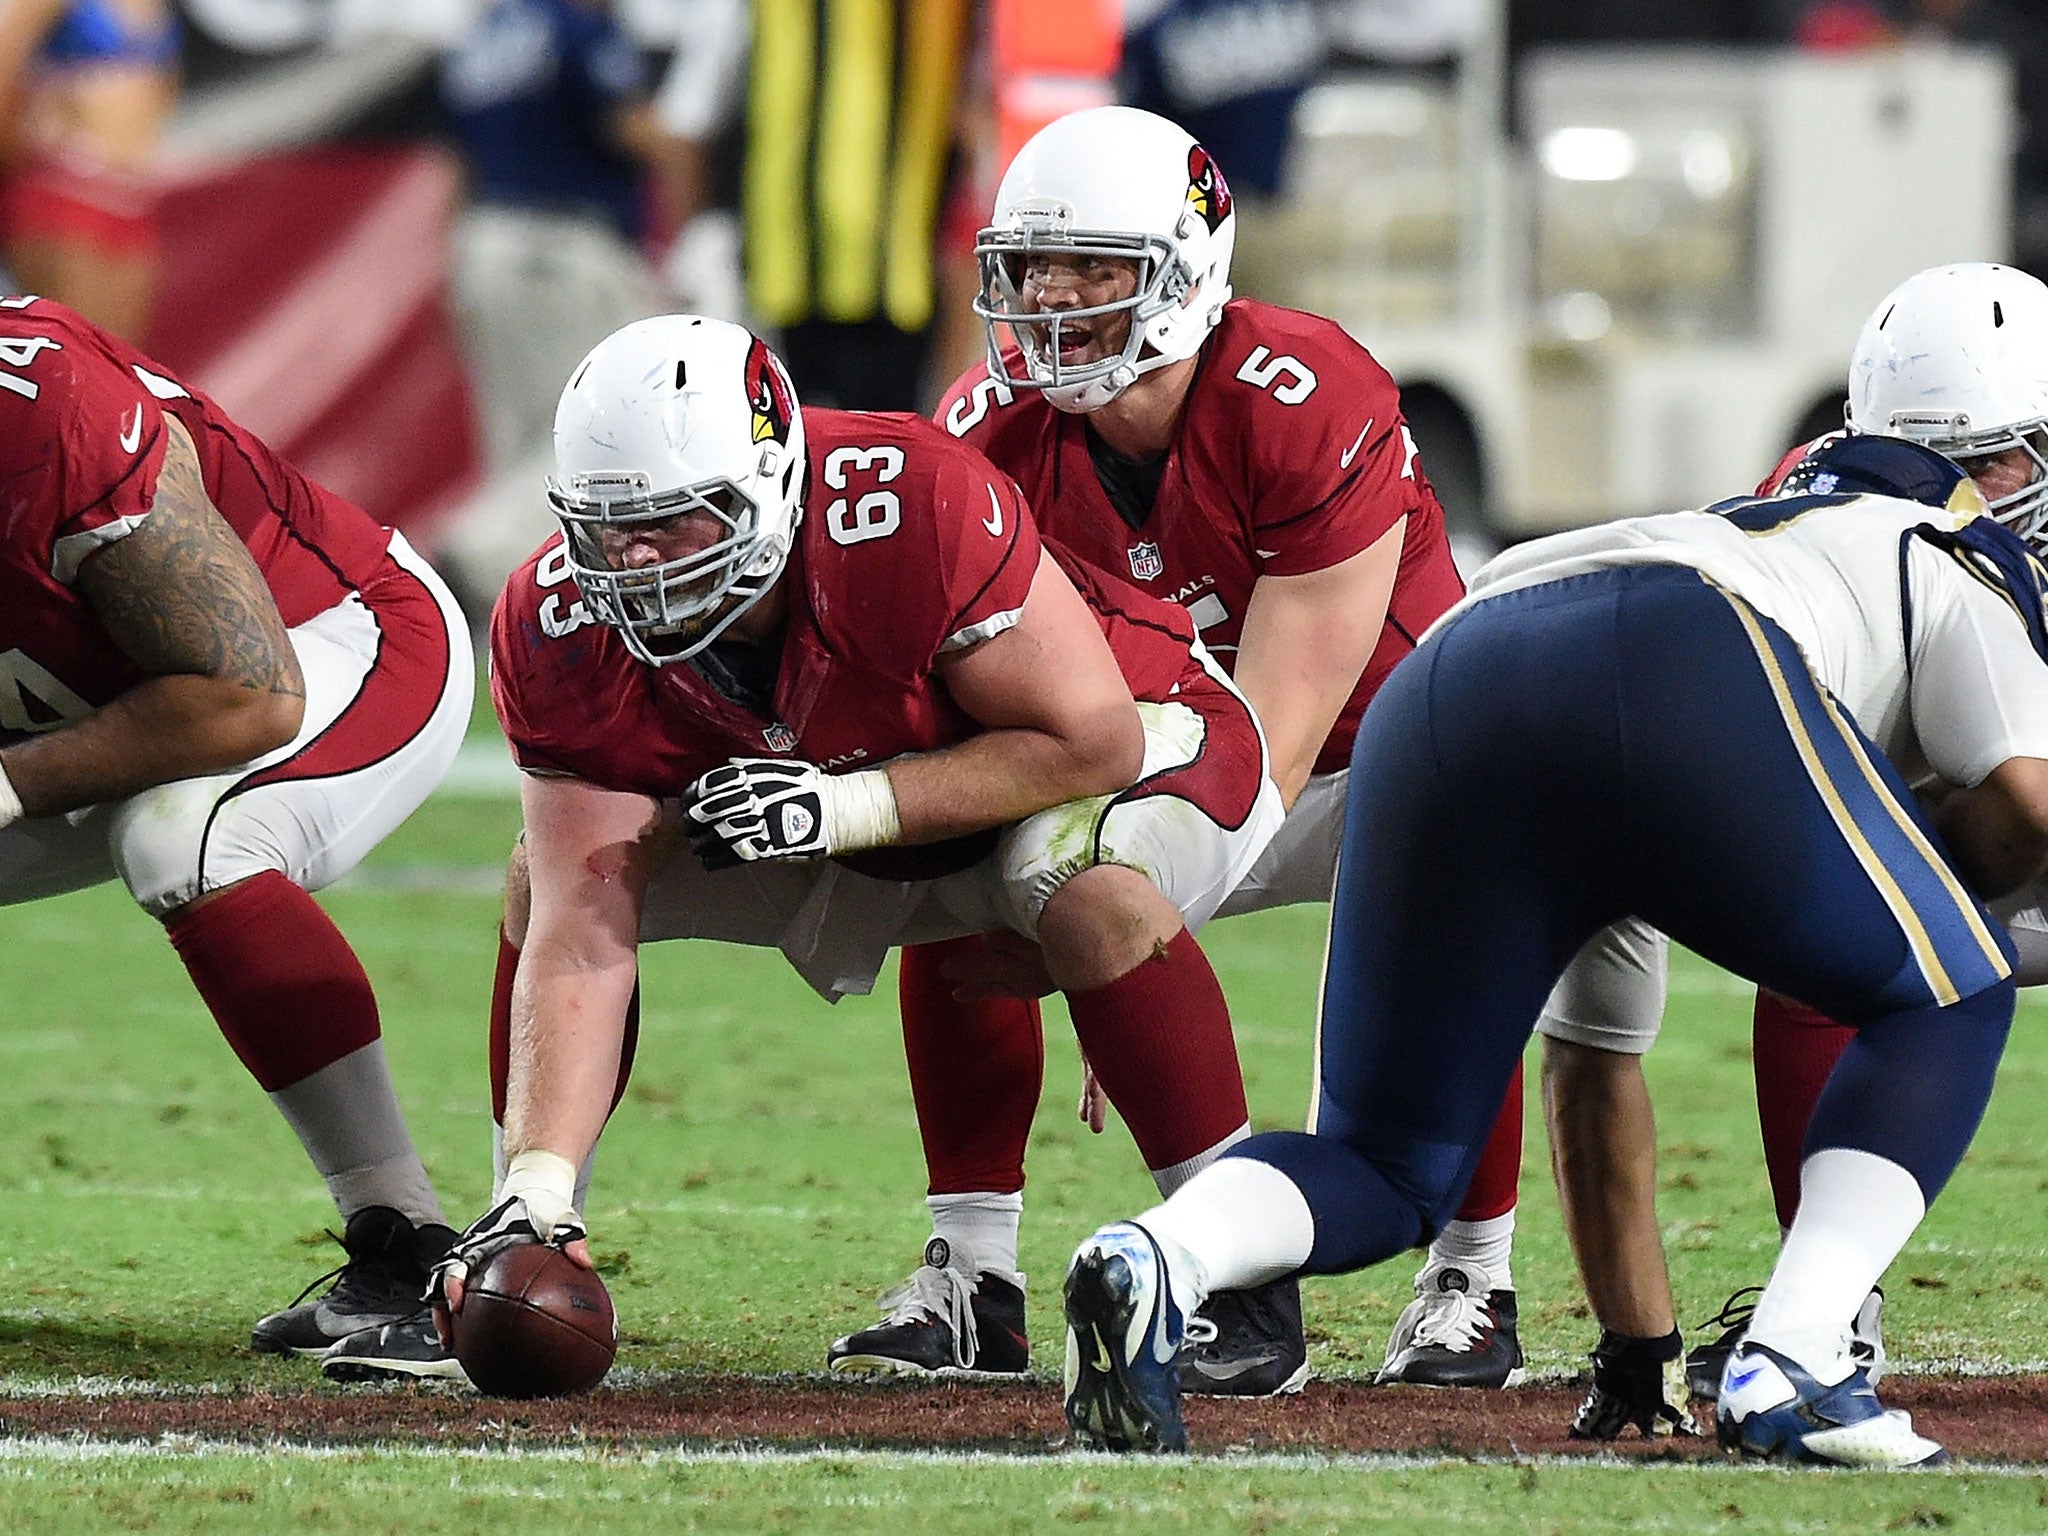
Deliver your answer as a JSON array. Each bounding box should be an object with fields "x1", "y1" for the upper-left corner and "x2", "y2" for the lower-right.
[
  {"x1": 0, "y1": 759, "x2": 22, "y2": 832},
  {"x1": 819, "y1": 767, "x2": 901, "y2": 854},
  {"x1": 502, "y1": 1148, "x2": 581, "y2": 1239}
]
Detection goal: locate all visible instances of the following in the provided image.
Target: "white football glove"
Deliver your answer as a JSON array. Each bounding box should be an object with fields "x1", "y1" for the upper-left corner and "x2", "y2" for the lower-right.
[
  {"x1": 429, "y1": 1150, "x2": 585, "y2": 1307},
  {"x1": 682, "y1": 758, "x2": 899, "y2": 868}
]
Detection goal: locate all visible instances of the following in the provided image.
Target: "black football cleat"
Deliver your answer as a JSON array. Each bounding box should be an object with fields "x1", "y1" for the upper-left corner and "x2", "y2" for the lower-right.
[
  {"x1": 251, "y1": 1207, "x2": 457, "y2": 1357},
  {"x1": 1377, "y1": 1260, "x2": 1526, "y2": 1388},
  {"x1": 828, "y1": 1240, "x2": 1029, "y2": 1378},
  {"x1": 321, "y1": 1312, "x2": 470, "y2": 1384},
  {"x1": 1178, "y1": 1276, "x2": 1310, "y2": 1397}
]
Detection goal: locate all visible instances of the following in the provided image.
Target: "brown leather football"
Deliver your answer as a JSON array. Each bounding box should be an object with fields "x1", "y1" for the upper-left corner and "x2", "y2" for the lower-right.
[{"x1": 451, "y1": 1243, "x2": 616, "y2": 1398}]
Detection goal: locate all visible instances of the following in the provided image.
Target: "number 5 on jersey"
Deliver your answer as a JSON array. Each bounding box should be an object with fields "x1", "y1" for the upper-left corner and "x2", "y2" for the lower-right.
[{"x1": 1235, "y1": 346, "x2": 1317, "y2": 405}]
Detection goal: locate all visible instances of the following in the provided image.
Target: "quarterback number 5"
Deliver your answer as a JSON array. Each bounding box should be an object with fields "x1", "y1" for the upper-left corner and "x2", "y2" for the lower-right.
[
  {"x1": 1234, "y1": 346, "x2": 1317, "y2": 405},
  {"x1": 943, "y1": 375, "x2": 1014, "y2": 437},
  {"x1": 823, "y1": 445, "x2": 905, "y2": 546}
]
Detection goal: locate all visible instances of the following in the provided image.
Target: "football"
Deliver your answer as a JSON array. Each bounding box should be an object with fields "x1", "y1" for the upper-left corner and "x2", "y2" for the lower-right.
[{"x1": 451, "y1": 1243, "x2": 617, "y2": 1398}]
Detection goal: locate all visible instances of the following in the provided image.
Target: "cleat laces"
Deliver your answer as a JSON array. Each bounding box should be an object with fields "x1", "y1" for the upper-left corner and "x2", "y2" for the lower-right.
[
  {"x1": 1408, "y1": 1284, "x2": 1492, "y2": 1354},
  {"x1": 1696, "y1": 1285, "x2": 1762, "y2": 1340},
  {"x1": 870, "y1": 1264, "x2": 980, "y2": 1370},
  {"x1": 280, "y1": 1260, "x2": 349, "y2": 1313}
]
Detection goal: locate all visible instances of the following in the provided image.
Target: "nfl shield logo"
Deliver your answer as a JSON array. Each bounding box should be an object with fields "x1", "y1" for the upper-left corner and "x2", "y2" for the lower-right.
[
  {"x1": 1128, "y1": 541, "x2": 1164, "y2": 581},
  {"x1": 763, "y1": 723, "x2": 797, "y2": 753}
]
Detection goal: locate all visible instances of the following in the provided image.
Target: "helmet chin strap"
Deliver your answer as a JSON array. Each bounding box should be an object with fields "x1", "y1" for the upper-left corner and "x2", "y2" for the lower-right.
[{"x1": 1046, "y1": 361, "x2": 1139, "y2": 414}]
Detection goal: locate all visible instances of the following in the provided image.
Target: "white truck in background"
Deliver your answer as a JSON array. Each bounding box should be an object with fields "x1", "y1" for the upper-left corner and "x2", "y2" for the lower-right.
[{"x1": 1252, "y1": 14, "x2": 2014, "y2": 539}]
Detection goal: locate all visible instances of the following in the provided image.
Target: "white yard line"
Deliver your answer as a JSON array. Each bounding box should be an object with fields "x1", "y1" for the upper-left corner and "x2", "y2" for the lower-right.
[{"x1": 0, "y1": 1433, "x2": 2044, "y2": 1477}]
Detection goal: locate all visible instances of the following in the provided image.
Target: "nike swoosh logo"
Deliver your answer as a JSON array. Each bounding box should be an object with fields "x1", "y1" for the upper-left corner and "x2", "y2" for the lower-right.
[
  {"x1": 1187, "y1": 1350, "x2": 1281, "y2": 1381},
  {"x1": 1724, "y1": 1364, "x2": 1766, "y2": 1393},
  {"x1": 1090, "y1": 1331, "x2": 1113, "y2": 1373},
  {"x1": 1339, "y1": 418, "x2": 1375, "y2": 468},
  {"x1": 119, "y1": 405, "x2": 144, "y2": 454},
  {"x1": 983, "y1": 485, "x2": 1004, "y2": 537}
]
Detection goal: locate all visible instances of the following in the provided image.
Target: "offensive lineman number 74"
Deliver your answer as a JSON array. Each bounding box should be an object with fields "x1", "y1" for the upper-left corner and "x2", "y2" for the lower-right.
[
  {"x1": 0, "y1": 293, "x2": 54, "y2": 399},
  {"x1": 0, "y1": 336, "x2": 61, "y2": 400}
]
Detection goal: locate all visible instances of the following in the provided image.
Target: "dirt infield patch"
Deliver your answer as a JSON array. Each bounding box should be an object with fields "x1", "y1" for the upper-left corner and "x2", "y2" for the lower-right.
[{"x1": 5, "y1": 1375, "x2": 2046, "y2": 1462}]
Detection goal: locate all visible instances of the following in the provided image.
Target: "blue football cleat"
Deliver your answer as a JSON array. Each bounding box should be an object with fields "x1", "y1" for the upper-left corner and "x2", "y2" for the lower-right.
[
  {"x1": 1715, "y1": 1341, "x2": 1948, "y2": 1468},
  {"x1": 1062, "y1": 1223, "x2": 1189, "y2": 1452}
]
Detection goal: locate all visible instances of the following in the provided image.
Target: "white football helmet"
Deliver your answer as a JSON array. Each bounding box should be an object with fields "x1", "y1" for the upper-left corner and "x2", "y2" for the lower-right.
[
  {"x1": 976, "y1": 105, "x2": 1236, "y2": 412},
  {"x1": 547, "y1": 316, "x2": 806, "y2": 665},
  {"x1": 1847, "y1": 262, "x2": 2048, "y2": 548}
]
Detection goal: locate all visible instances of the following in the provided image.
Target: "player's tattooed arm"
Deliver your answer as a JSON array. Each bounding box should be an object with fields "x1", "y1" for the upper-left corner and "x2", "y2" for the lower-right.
[
  {"x1": 86, "y1": 414, "x2": 304, "y2": 701},
  {"x1": 0, "y1": 415, "x2": 307, "y2": 818}
]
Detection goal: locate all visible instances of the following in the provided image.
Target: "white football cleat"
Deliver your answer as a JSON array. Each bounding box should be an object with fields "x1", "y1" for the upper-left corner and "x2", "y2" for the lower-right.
[{"x1": 1715, "y1": 1341, "x2": 1946, "y2": 1468}]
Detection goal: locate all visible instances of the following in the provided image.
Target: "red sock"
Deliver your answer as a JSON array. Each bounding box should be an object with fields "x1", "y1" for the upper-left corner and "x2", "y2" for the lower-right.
[
  {"x1": 1453, "y1": 1058, "x2": 1524, "y2": 1222},
  {"x1": 900, "y1": 938, "x2": 1042, "y2": 1195},
  {"x1": 1753, "y1": 988, "x2": 1854, "y2": 1228},
  {"x1": 165, "y1": 871, "x2": 380, "y2": 1092},
  {"x1": 1065, "y1": 927, "x2": 1247, "y2": 1173},
  {"x1": 489, "y1": 929, "x2": 638, "y2": 1126}
]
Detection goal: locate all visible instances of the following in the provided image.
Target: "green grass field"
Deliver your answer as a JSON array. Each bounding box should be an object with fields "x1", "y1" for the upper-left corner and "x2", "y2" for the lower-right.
[{"x1": 4, "y1": 721, "x2": 2048, "y2": 1529}]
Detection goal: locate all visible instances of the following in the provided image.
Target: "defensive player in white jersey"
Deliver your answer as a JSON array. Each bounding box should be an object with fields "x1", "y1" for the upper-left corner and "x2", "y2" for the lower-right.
[
  {"x1": 1059, "y1": 434, "x2": 2048, "y2": 1467},
  {"x1": 1551, "y1": 261, "x2": 2048, "y2": 1438}
]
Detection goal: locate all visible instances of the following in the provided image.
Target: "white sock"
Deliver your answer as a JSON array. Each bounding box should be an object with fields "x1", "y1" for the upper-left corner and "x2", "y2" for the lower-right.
[
  {"x1": 1745, "y1": 1148, "x2": 1924, "y2": 1384},
  {"x1": 1149, "y1": 1122, "x2": 1251, "y2": 1196},
  {"x1": 1137, "y1": 1157, "x2": 1315, "y2": 1319},
  {"x1": 927, "y1": 1191, "x2": 1024, "y2": 1278},
  {"x1": 1423, "y1": 1210, "x2": 1516, "y2": 1292}
]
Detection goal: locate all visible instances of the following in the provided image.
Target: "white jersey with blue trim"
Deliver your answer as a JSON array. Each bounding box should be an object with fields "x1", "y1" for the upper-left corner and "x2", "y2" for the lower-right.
[{"x1": 1452, "y1": 492, "x2": 2048, "y2": 791}]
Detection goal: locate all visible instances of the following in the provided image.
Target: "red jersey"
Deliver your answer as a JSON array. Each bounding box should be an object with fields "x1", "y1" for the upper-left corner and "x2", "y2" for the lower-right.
[
  {"x1": 938, "y1": 298, "x2": 1466, "y2": 776},
  {"x1": 0, "y1": 297, "x2": 414, "y2": 746},
  {"x1": 492, "y1": 408, "x2": 1208, "y2": 800}
]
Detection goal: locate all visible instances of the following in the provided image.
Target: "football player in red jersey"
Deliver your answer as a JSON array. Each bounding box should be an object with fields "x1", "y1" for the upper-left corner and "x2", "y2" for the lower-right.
[
  {"x1": 0, "y1": 295, "x2": 472, "y2": 1362},
  {"x1": 828, "y1": 105, "x2": 1670, "y2": 1398},
  {"x1": 406, "y1": 316, "x2": 1288, "y2": 1376}
]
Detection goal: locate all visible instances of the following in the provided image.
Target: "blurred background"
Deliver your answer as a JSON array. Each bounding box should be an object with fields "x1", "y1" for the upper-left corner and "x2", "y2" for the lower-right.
[{"x1": 4, "y1": 0, "x2": 2038, "y2": 609}]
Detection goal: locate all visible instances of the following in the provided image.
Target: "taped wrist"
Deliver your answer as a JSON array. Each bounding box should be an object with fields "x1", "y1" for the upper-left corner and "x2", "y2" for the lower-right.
[
  {"x1": 502, "y1": 1148, "x2": 580, "y2": 1239},
  {"x1": 819, "y1": 767, "x2": 901, "y2": 854}
]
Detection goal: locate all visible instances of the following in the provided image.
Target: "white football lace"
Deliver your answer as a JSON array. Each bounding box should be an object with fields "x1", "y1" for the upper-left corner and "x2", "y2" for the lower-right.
[
  {"x1": 1407, "y1": 1285, "x2": 1492, "y2": 1353},
  {"x1": 1182, "y1": 1315, "x2": 1218, "y2": 1346},
  {"x1": 874, "y1": 1264, "x2": 980, "y2": 1369}
]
